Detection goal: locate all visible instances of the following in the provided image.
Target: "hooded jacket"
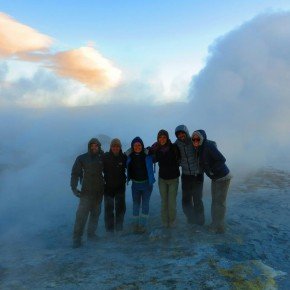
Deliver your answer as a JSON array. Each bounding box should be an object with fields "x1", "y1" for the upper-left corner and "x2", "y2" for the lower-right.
[
  {"x1": 70, "y1": 138, "x2": 104, "y2": 197},
  {"x1": 193, "y1": 130, "x2": 230, "y2": 180},
  {"x1": 174, "y1": 125, "x2": 201, "y2": 176},
  {"x1": 150, "y1": 129, "x2": 180, "y2": 180},
  {"x1": 126, "y1": 137, "x2": 155, "y2": 185},
  {"x1": 102, "y1": 150, "x2": 127, "y2": 189}
]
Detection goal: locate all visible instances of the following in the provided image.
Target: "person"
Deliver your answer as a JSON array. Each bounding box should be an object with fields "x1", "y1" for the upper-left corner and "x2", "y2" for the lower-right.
[
  {"x1": 70, "y1": 138, "x2": 104, "y2": 248},
  {"x1": 126, "y1": 137, "x2": 155, "y2": 233},
  {"x1": 192, "y1": 130, "x2": 232, "y2": 234},
  {"x1": 149, "y1": 129, "x2": 180, "y2": 228},
  {"x1": 175, "y1": 125, "x2": 205, "y2": 226},
  {"x1": 102, "y1": 138, "x2": 127, "y2": 233}
]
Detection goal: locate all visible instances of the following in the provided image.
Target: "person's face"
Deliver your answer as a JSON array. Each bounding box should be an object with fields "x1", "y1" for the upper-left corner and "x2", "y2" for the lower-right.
[
  {"x1": 158, "y1": 135, "x2": 168, "y2": 146},
  {"x1": 111, "y1": 144, "x2": 121, "y2": 155},
  {"x1": 192, "y1": 134, "x2": 201, "y2": 148},
  {"x1": 90, "y1": 143, "x2": 99, "y2": 154},
  {"x1": 133, "y1": 142, "x2": 142, "y2": 153},
  {"x1": 177, "y1": 131, "x2": 186, "y2": 142}
]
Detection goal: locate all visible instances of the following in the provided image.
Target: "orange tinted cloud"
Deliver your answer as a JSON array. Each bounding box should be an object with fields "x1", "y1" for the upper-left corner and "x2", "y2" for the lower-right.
[
  {"x1": 51, "y1": 46, "x2": 122, "y2": 91},
  {"x1": 0, "y1": 13, "x2": 52, "y2": 57},
  {"x1": 0, "y1": 13, "x2": 121, "y2": 92}
]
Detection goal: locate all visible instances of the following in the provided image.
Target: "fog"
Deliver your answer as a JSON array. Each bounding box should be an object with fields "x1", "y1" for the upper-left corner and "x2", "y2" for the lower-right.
[
  {"x1": 1, "y1": 12, "x2": 290, "y2": 239},
  {"x1": 0, "y1": 104, "x2": 189, "y2": 238}
]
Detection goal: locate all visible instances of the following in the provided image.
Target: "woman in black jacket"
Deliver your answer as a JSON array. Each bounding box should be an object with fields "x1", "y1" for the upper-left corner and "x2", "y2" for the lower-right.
[
  {"x1": 192, "y1": 130, "x2": 232, "y2": 234},
  {"x1": 150, "y1": 129, "x2": 180, "y2": 228}
]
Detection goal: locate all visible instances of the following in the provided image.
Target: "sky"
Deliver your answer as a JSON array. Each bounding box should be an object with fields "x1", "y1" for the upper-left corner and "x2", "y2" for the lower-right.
[{"x1": 1, "y1": 0, "x2": 290, "y2": 105}]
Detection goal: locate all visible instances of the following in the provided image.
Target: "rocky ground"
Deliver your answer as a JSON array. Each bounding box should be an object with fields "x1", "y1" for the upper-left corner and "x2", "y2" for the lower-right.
[{"x1": 0, "y1": 168, "x2": 289, "y2": 289}]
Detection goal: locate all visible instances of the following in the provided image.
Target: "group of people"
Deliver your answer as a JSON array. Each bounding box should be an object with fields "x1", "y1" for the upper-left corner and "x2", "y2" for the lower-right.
[{"x1": 70, "y1": 125, "x2": 232, "y2": 248}]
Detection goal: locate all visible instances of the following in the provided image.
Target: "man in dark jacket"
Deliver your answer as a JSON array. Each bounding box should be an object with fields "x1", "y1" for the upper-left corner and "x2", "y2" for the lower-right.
[
  {"x1": 175, "y1": 125, "x2": 205, "y2": 226},
  {"x1": 103, "y1": 138, "x2": 127, "y2": 233},
  {"x1": 192, "y1": 130, "x2": 232, "y2": 233},
  {"x1": 70, "y1": 138, "x2": 104, "y2": 248}
]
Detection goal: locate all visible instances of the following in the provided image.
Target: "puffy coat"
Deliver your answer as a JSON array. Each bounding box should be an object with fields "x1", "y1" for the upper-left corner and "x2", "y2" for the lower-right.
[{"x1": 175, "y1": 125, "x2": 201, "y2": 176}]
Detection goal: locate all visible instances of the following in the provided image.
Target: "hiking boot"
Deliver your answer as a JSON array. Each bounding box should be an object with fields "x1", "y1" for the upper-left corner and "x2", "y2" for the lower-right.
[
  {"x1": 215, "y1": 226, "x2": 225, "y2": 234},
  {"x1": 206, "y1": 224, "x2": 217, "y2": 233},
  {"x1": 133, "y1": 224, "x2": 139, "y2": 234},
  {"x1": 132, "y1": 216, "x2": 139, "y2": 234},
  {"x1": 87, "y1": 233, "x2": 99, "y2": 241},
  {"x1": 138, "y1": 225, "x2": 147, "y2": 234},
  {"x1": 105, "y1": 230, "x2": 115, "y2": 238},
  {"x1": 168, "y1": 220, "x2": 176, "y2": 229},
  {"x1": 207, "y1": 224, "x2": 225, "y2": 234},
  {"x1": 138, "y1": 215, "x2": 148, "y2": 234},
  {"x1": 116, "y1": 224, "x2": 123, "y2": 232},
  {"x1": 72, "y1": 239, "x2": 82, "y2": 248}
]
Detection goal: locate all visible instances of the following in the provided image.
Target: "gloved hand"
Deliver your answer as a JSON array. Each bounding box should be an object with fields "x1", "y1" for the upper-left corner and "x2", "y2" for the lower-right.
[{"x1": 72, "y1": 188, "x2": 81, "y2": 198}]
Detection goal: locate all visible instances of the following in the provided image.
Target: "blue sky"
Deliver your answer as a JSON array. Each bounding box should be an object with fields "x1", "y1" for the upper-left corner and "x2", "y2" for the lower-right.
[
  {"x1": 2, "y1": 1, "x2": 290, "y2": 65},
  {"x1": 1, "y1": 1, "x2": 290, "y2": 105}
]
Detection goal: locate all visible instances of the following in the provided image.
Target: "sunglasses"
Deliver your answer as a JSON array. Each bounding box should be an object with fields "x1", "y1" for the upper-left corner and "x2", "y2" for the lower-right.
[{"x1": 192, "y1": 138, "x2": 200, "y2": 142}]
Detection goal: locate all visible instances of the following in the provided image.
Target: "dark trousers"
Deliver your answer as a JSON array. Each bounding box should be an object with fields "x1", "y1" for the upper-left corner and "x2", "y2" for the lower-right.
[
  {"x1": 73, "y1": 194, "x2": 103, "y2": 241},
  {"x1": 104, "y1": 185, "x2": 126, "y2": 232},
  {"x1": 181, "y1": 174, "x2": 205, "y2": 225}
]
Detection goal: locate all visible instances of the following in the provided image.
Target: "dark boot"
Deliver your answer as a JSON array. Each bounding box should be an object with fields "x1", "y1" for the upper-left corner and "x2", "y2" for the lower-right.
[
  {"x1": 87, "y1": 233, "x2": 99, "y2": 241},
  {"x1": 72, "y1": 238, "x2": 82, "y2": 248}
]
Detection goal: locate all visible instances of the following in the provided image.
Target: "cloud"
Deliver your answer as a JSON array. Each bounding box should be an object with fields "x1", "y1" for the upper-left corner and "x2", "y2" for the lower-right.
[
  {"x1": 0, "y1": 12, "x2": 121, "y2": 93},
  {"x1": 0, "y1": 12, "x2": 52, "y2": 57},
  {"x1": 0, "y1": 62, "x2": 155, "y2": 107},
  {"x1": 49, "y1": 46, "x2": 122, "y2": 91},
  {"x1": 0, "y1": 64, "x2": 109, "y2": 107},
  {"x1": 188, "y1": 12, "x2": 290, "y2": 170}
]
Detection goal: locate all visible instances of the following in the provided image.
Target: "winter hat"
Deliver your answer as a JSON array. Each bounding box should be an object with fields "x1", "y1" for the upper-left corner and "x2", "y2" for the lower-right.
[
  {"x1": 157, "y1": 129, "x2": 169, "y2": 141},
  {"x1": 88, "y1": 138, "x2": 101, "y2": 150},
  {"x1": 131, "y1": 136, "x2": 144, "y2": 149},
  {"x1": 191, "y1": 131, "x2": 204, "y2": 146},
  {"x1": 110, "y1": 138, "x2": 122, "y2": 148}
]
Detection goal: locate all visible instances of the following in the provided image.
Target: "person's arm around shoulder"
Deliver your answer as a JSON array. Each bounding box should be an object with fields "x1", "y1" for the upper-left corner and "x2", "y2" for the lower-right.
[{"x1": 148, "y1": 142, "x2": 160, "y2": 163}]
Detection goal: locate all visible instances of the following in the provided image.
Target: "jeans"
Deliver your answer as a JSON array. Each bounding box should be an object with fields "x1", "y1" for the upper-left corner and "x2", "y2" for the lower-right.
[{"x1": 131, "y1": 181, "x2": 153, "y2": 218}]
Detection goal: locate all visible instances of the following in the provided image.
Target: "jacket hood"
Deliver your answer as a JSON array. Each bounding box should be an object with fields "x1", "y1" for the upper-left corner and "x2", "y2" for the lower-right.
[
  {"x1": 131, "y1": 136, "x2": 144, "y2": 150},
  {"x1": 192, "y1": 129, "x2": 207, "y2": 146},
  {"x1": 157, "y1": 129, "x2": 169, "y2": 142},
  {"x1": 88, "y1": 138, "x2": 101, "y2": 151},
  {"x1": 110, "y1": 138, "x2": 122, "y2": 148},
  {"x1": 175, "y1": 125, "x2": 190, "y2": 138}
]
